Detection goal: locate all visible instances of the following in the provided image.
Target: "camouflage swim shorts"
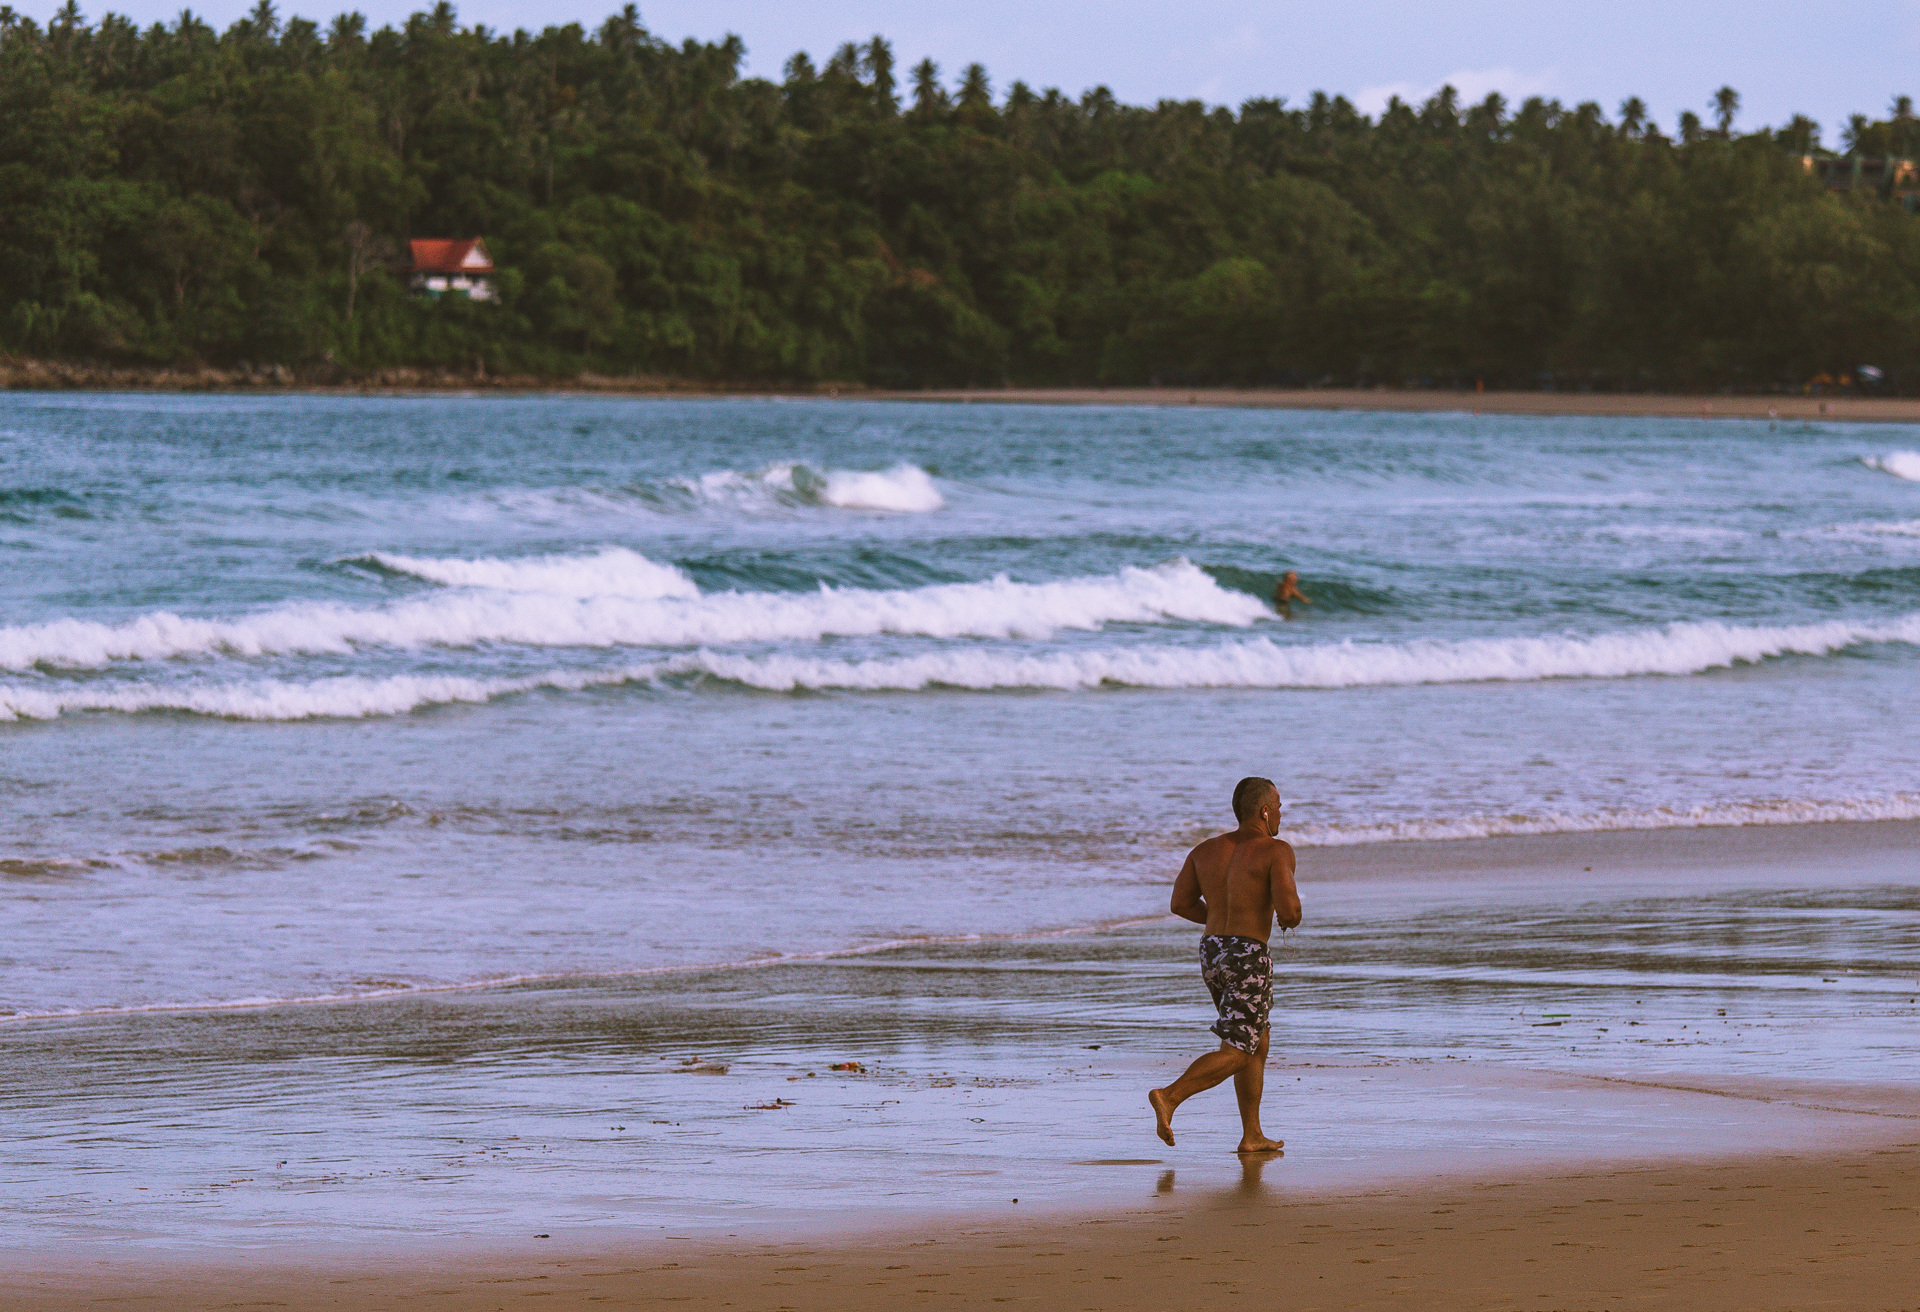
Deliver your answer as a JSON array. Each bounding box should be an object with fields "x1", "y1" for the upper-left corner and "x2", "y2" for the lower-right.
[{"x1": 1200, "y1": 933, "x2": 1273, "y2": 1054}]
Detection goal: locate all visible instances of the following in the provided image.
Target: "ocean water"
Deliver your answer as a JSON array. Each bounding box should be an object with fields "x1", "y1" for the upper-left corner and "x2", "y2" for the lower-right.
[
  {"x1": 4, "y1": 393, "x2": 1919, "y2": 1015},
  {"x1": 3, "y1": 394, "x2": 1918, "y2": 1248}
]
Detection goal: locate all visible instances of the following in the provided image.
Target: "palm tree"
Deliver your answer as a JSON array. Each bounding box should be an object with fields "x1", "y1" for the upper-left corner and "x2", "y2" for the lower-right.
[
  {"x1": 825, "y1": 41, "x2": 861, "y2": 81},
  {"x1": 911, "y1": 58, "x2": 946, "y2": 115},
  {"x1": 1710, "y1": 86, "x2": 1739, "y2": 136},
  {"x1": 957, "y1": 62, "x2": 991, "y2": 111},
  {"x1": 596, "y1": 4, "x2": 641, "y2": 52},
  {"x1": 1844, "y1": 113, "x2": 1868, "y2": 154},
  {"x1": 327, "y1": 11, "x2": 365, "y2": 48},
  {"x1": 1617, "y1": 96, "x2": 1646, "y2": 137},
  {"x1": 863, "y1": 37, "x2": 896, "y2": 116},
  {"x1": 1678, "y1": 110, "x2": 1702, "y2": 144},
  {"x1": 1779, "y1": 114, "x2": 1819, "y2": 155}
]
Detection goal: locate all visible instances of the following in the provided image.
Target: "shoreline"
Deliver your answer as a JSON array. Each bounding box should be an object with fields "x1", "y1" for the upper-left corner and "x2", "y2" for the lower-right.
[
  {"x1": 1300, "y1": 812, "x2": 1920, "y2": 882},
  {"x1": 887, "y1": 385, "x2": 1920, "y2": 424},
  {"x1": 3, "y1": 815, "x2": 1913, "y2": 1028},
  {"x1": 8, "y1": 1138, "x2": 1917, "y2": 1310},
  {"x1": 5, "y1": 817, "x2": 1914, "y2": 1297},
  {"x1": 5, "y1": 362, "x2": 1920, "y2": 424}
]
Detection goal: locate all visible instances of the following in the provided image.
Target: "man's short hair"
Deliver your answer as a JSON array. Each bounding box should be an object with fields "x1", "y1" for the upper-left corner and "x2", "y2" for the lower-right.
[{"x1": 1232, "y1": 776, "x2": 1276, "y2": 821}]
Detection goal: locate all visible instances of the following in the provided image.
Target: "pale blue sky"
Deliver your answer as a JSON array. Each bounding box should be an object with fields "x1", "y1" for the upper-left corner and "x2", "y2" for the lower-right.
[{"x1": 22, "y1": 0, "x2": 1920, "y2": 145}]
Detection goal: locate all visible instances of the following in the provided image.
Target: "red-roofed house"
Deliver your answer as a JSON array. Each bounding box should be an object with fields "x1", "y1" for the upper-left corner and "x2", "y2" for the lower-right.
[{"x1": 410, "y1": 238, "x2": 495, "y2": 300}]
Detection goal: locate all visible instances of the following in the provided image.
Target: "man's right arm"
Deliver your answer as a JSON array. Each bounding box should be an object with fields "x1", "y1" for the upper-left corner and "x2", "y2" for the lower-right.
[{"x1": 1170, "y1": 852, "x2": 1207, "y2": 924}]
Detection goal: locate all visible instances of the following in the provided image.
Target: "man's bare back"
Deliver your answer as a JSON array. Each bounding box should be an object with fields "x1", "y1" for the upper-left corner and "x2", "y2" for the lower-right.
[
  {"x1": 1175, "y1": 828, "x2": 1299, "y2": 943},
  {"x1": 1150, "y1": 777, "x2": 1302, "y2": 1154}
]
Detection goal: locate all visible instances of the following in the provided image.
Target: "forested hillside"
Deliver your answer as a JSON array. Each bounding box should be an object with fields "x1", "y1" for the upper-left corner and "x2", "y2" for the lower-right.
[{"x1": 5, "y1": 1, "x2": 1920, "y2": 388}]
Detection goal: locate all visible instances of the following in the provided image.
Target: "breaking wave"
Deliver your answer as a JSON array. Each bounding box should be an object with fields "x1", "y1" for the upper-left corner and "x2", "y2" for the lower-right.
[
  {"x1": 649, "y1": 612, "x2": 1920, "y2": 692},
  {"x1": 448, "y1": 462, "x2": 946, "y2": 523},
  {"x1": 8, "y1": 609, "x2": 1919, "y2": 720},
  {"x1": 1863, "y1": 451, "x2": 1920, "y2": 482},
  {"x1": 353, "y1": 546, "x2": 700, "y2": 598},
  {"x1": 819, "y1": 464, "x2": 945, "y2": 511},
  {"x1": 676, "y1": 461, "x2": 944, "y2": 513},
  {"x1": 0, "y1": 558, "x2": 1268, "y2": 670}
]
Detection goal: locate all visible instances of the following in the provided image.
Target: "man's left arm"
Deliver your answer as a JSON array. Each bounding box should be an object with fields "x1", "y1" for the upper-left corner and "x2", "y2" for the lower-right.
[{"x1": 1271, "y1": 842, "x2": 1302, "y2": 930}]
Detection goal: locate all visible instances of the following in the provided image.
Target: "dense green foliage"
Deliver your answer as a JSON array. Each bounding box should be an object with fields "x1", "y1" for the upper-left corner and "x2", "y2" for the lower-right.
[{"x1": 5, "y1": 1, "x2": 1920, "y2": 387}]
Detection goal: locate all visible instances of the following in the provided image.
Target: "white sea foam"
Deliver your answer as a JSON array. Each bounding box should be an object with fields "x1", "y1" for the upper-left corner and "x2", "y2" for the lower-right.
[
  {"x1": 1863, "y1": 450, "x2": 1920, "y2": 481},
  {"x1": 357, "y1": 547, "x2": 699, "y2": 598},
  {"x1": 662, "y1": 613, "x2": 1920, "y2": 692},
  {"x1": 820, "y1": 464, "x2": 945, "y2": 511},
  {"x1": 676, "y1": 461, "x2": 944, "y2": 513},
  {"x1": 1288, "y1": 793, "x2": 1920, "y2": 846},
  {"x1": 12, "y1": 609, "x2": 1920, "y2": 720},
  {"x1": 0, "y1": 559, "x2": 1267, "y2": 670},
  {"x1": 0, "y1": 669, "x2": 628, "y2": 721},
  {"x1": 679, "y1": 463, "x2": 800, "y2": 511},
  {"x1": 438, "y1": 462, "x2": 945, "y2": 523}
]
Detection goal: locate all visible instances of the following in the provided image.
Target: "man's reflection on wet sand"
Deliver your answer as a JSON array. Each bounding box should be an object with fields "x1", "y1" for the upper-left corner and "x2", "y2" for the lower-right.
[
  {"x1": 1238, "y1": 1150, "x2": 1281, "y2": 1197},
  {"x1": 1151, "y1": 1152, "x2": 1281, "y2": 1202}
]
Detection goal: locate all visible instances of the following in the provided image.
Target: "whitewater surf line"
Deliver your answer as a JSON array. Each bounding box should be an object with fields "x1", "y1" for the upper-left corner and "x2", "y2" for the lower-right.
[
  {"x1": 6, "y1": 610, "x2": 1918, "y2": 720},
  {"x1": 656, "y1": 610, "x2": 1920, "y2": 692},
  {"x1": 0, "y1": 557, "x2": 1268, "y2": 670}
]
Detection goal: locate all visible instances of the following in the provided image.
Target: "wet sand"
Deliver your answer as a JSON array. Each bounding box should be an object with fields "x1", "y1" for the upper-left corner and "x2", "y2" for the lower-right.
[
  {"x1": 4, "y1": 820, "x2": 1915, "y2": 1302},
  {"x1": 9, "y1": 1139, "x2": 1919, "y2": 1310},
  {"x1": 889, "y1": 385, "x2": 1920, "y2": 424}
]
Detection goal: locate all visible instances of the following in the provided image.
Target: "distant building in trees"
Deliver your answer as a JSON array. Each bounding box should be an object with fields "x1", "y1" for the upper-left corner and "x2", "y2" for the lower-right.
[
  {"x1": 1799, "y1": 155, "x2": 1920, "y2": 209},
  {"x1": 409, "y1": 239, "x2": 495, "y2": 300}
]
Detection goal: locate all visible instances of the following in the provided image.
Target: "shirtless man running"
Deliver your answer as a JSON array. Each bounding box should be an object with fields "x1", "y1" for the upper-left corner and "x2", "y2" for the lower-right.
[{"x1": 1148, "y1": 776, "x2": 1302, "y2": 1153}]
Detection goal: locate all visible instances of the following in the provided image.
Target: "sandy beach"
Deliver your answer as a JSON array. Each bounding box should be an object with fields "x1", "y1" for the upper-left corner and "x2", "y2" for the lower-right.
[
  {"x1": 889, "y1": 385, "x2": 1920, "y2": 424},
  {"x1": 9, "y1": 1136, "x2": 1918, "y2": 1310},
  {"x1": 6, "y1": 359, "x2": 1920, "y2": 425},
  {"x1": 6, "y1": 820, "x2": 1916, "y2": 1310}
]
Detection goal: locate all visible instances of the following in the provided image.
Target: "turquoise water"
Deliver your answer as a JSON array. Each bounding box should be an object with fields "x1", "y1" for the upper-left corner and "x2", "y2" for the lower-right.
[
  {"x1": 2, "y1": 394, "x2": 1918, "y2": 1249},
  {"x1": 3, "y1": 394, "x2": 1918, "y2": 1016}
]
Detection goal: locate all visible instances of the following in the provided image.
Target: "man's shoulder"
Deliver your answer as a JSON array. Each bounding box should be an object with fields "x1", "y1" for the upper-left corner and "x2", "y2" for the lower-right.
[
  {"x1": 1255, "y1": 834, "x2": 1296, "y2": 863},
  {"x1": 1186, "y1": 831, "x2": 1243, "y2": 863}
]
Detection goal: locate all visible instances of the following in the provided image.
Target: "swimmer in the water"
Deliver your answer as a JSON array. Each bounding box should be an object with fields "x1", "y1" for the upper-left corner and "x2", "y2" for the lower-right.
[{"x1": 1272, "y1": 571, "x2": 1311, "y2": 620}]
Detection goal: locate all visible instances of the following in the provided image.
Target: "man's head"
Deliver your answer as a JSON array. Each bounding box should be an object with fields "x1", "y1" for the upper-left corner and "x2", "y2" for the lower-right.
[
  {"x1": 1282, "y1": 571, "x2": 1298, "y2": 584},
  {"x1": 1232, "y1": 776, "x2": 1279, "y2": 834}
]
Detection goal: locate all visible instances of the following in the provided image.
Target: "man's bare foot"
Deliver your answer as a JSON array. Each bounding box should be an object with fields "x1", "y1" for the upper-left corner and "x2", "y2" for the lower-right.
[
  {"x1": 1148, "y1": 1088, "x2": 1175, "y2": 1146},
  {"x1": 1236, "y1": 1134, "x2": 1283, "y2": 1154}
]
